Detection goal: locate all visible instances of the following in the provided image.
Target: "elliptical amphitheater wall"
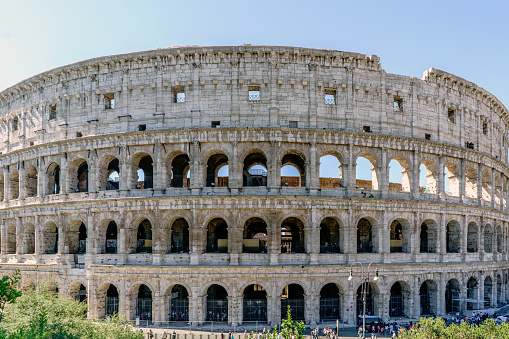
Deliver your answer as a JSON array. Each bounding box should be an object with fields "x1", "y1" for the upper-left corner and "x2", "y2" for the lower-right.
[{"x1": 0, "y1": 45, "x2": 509, "y2": 326}]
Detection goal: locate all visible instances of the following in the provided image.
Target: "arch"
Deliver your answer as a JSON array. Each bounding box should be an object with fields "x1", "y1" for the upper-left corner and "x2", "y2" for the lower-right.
[
  {"x1": 467, "y1": 277, "x2": 479, "y2": 310},
  {"x1": 9, "y1": 169, "x2": 19, "y2": 200},
  {"x1": 484, "y1": 276, "x2": 493, "y2": 308},
  {"x1": 136, "y1": 284, "x2": 153, "y2": 321},
  {"x1": 171, "y1": 218, "x2": 189, "y2": 253},
  {"x1": 105, "y1": 220, "x2": 118, "y2": 254},
  {"x1": 97, "y1": 283, "x2": 119, "y2": 318},
  {"x1": 41, "y1": 280, "x2": 59, "y2": 294},
  {"x1": 170, "y1": 153, "x2": 190, "y2": 188},
  {"x1": 46, "y1": 162, "x2": 60, "y2": 195},
  {"x1": 206, "y1": 284, "x2": 228, "y2": 322},
  {"x1": 445, "y1": 279, "x2": 460, "y2": 313},
  {"x1": 25, "y1": 165, "x2": 38, "y2": 197},
  {"x1": 206, "y1": 153, "x2": 228, "y2": 187},
  {"x1": 419, "y1": 280, "x2": 437, "y2": 316},
  {"x1": 0, "y1": 173, "x2": 4, "y2": 201},
  {"x1": 41, "y1": 221, "x2": 58, "y2": 254},
  {"x1": 467, "y1": 222, "x2": 478, "y2": 253},
  {"x1": 243, "y1": 217, "x2": 267, "y2": 253},
  {"x1": 169, "y1": 284, "x2": 189, "y2": 322},
  {"x1": 6, "y1": 224, "x2": 16, "y2": 254},
  {"x1": 484, "y1": 224, "x2": 493, "y2": 253},
  {"x1": 444, "y1": 162, "x2": 459, "y2": 196},
  {"x1": 136, "y1": 219, "x2": 152, "y2": 253},
  {"x1": 481, "y1": 170, "x2": 492, "y2": 201},
  {"x1": 134, "y1": 154, "x2": 153, "y2": 189},
  {"x1": 319, "y1": 283, "x2": 341, "y2": 321},
  {"x1": 97, "y1": 155, "x2": 120, "y2": 191},
  {"x1": 356, "y1": 282, "x2": 379, "y2": 317},
  {"x1": 243, "y1": 151, "x2": 268, "y2": 187},
  {"x1": 357, "y1": 218, "x2": 374, "y2": 253},
  {"x1": 419, "y1": 160, "x2": 437, "y2": 194},
  {"x1": 23, "y1": 223, "x2": 35, "y2": 254},
  {"x1": 281, "y1": 152, "x2": 305, "y2": 187},
  {"x1": 388, "y1": 157, "x2": 411, "y2": 192},
  {"x1": 446, "y1": 220, "x2": 461, "y2": 253},
  {"x1": 356, "y1": 154, "x2": 379, "y2": 190},
  {"x1": 206, "y1": 218, "x2": 228, "y2": 253},
  {"x1": 420, "y1": 219, "x2": 438, "y2": 253},
  {"x1": 77, "y1": 160, "x2": 89, "y2": 193},
  {"x1": 389, "y1": 281, "x2": 411, "y2": 317},
  {"x1": 281, "y1": 217, "x2": 305, "y2": 254},
  {"x1": 67, "y1": 220, "x2": 87, "y2": 254},
  {"x1": 390, "y1": 219, "x2": 410, "y2": 253},
  {"x1": 319, "y1": 154, "x2": 341, "y2": 188},
  {"x1": 68, "y1": 281, "x2": 87, "y2": 302},
  {"x1": 320, "y1": 217, "x2": 340, "y2": 253},
  {"x1": 465, "y1": 167, "x2": 478, "y2": 199},
  {"x1": 243, "y1": 284, "x2": 267, "y2": 322},
  {"x1": 22, "y1": 279, "x2": 36, "y2": 293},
  {"x1": 281, "y1": 283, "x2": 305, "y2": 321}
]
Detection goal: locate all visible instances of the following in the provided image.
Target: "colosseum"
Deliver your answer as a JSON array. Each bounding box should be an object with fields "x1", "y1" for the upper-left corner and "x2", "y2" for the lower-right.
[{"x1": 0, "y1": 45, "x2": 508, "y2": 327}]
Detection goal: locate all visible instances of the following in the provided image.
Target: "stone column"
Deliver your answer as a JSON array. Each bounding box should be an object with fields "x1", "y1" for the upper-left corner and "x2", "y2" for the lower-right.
[
  {"x1": 16, "y1": 217, "x2": 22, "y2": 254},
  {"x1": 269, "y1": 140, "x2": 280, "y2": 192},
  {"x1": 380, "y1": 210, "x2": 388, "y2": 257},
  {"x1": 154, "y1": 144, "x2": 162, "y2": 191},
  {"x1": 477, "y1": 163, "x2": 483, "y2": 205},
  {"x1": 3, "y1": 167, "x2": 8, "y2": 202},
  {"x1": 269, "y1": 295, "x2": 279, "y2": 326},
  {"x1": 479, "y1": 272, "x2": 485, "y2": 310},
  {"x1": 461, "y1": 214, "x2": 467, "y2": 256},
  {"x1": 153, "y1": 291, "x2": 162, "y2": 322},
  {"x1": 1, "y1": 221, "x2": 6, "y2": 254},
  {"x1": 308, "y1": 142, "x2": 318, "y2": 192},
  {"x1": 305, "y1": 294, "x2": 319, "y2": 326},
  {"x1": 231, "y1": 141, "x2": 240, "y2": 189},
  {"x1": 118, "y1": 228, "x2": 126, "y2": 254},
  {"x1": 439, "y1": 213, "x2": 446, "y2": 256},
  {"x1": 437, "y1": 273, "x2": 445, "y2": 316},
  {"x1": 34, "y1": 215, "x2": 40, "y2": 255},
  {"x1": 346, "y1": 143, "x2": 355, "y2": 193},
  {"x1": 491, "y1": 168, "x2": 496, "y2": 208},
  {"x1": 412, "y1": 276, "x2": 419, "y2": 318}
]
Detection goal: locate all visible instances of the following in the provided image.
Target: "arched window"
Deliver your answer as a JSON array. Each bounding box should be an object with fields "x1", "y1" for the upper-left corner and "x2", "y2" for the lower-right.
[
  {"x1": 106, "y1": 159, "x2": 120, "y2": 190},
  {"x1": 206, "y1": 154, "x2": 228, "y2": 187},
  {"x1": 356, "y1": 155, "x2": 378, "y2": 190},
  {"x1": 7, "y1": 224, "x2": 16, "y2": 254},
  {"x1": 106, "y1": 284, "x2": 119, "y2": 315},
  {"x1": 25, "y1": 165, "x2": 38, "y2": 197},
  {"x1": 445, "y1": 279, "x2": 460, "y2": 313},
  {"x1": 320, "y1": 218, "x2": 340, "y2": 253},
  {"x1": 23, "y1": 223, "x2": 35, "y2": 254},
  {"x1": 77, "y1": 162, "x2": 88, "y2": 192},
  {"x1": 137, "y1": 155, "x2": 153, "y2": 189},
  {"x1": 68, "y1": 221, "x2": 86, "y2": 254},
  {"x1": 243, "y1": 217, "x2": 267, "y2": 253},
  {"x1": 420, "y1": 220, "x2": 437, "y2": 253},
  {"x1": 467, "y1": 223, "x2": 478, "y2": 253},
  {"x1": 444, "y1": 163, "x2": 459, "y2": 196},
  {"x1": 41, "y1": 222, "x2": 58, "y2": 254},
  {"x1": 419, "y1": 161, "x2": 436, "y2": 194},
  {"x1": 243, "y1": 284, "x2": 267, "y2": 322},
  {"x1": 319, "y1": 155, "x2": 341, "y2": 188},
  {"x1": 281, "y1": 153, "x2": 305, "y2": 187},
  {"x1": 281, "y1": 217, "x2": 305, "y2": 254},
  {"x1": 105, "y1": 221, "x2": 118, "y2": 254},
  {"x1": 484, "y1": 276, "x2": 493, "y2": 308},
  {"x1": 206, "y1": 218, "x2": 228, "y2": 253},
  {"x1": 169, "y1": 285, "x2": 189, "y2": 322},
  {"x1": 446, "y1": 221, "x2": 460, "y2": 253},
  {"x1": 136, "y1": 220, "x2": 152, "y2": 253},
  {"x1": 9, "y1": 169, "x2": 19, "y2": 200},
  {"x1": 484, "y1": 225, "x2": 493, "y2": 253},
  {"x1": 389, "y1": 282, "x2": 404, "y2": 317},
  {"x1": 419, "y1": 280, "x2": 437, "y2": 316},
  {"x1": 243, "y1": 152, "x2": 268, "y2": 187},
  {"x1": 465, "y1": 167, "x2": 478, "y2": 198},
  {"x1": 357, "y1": 218, "x2": 373, "y2": 253},
  {"x1": 388, "y1": 158, "x2": 410, "y2": 192},
  {"x1": 206, "y1": 285, "x2": 228, "y2": 322},
  {"x1": 319, "y1": 283, "x2": 340, "y2": 321},
  {"x1": 390, "y1": 221, "x2": 403, "y2": 253},
  {"x1": 467, "y1": 278, "x2": 478, "y2": 310},
  {"x1": 171, "y1": 218, "x2": 189, "y2": 253},
  {"x1": 137, "y1": 285, "x2": 152, "y2": 321},
  {"x1": 47, "y1": 163, "x2": 60, "y2": 195},
  {"x1": 281, "y1": 284, "x2": 305, "y2": 321},
  {"x1": 481, "y1": 171, "x2": 492, "y2": 201},
  {"x1": 170, "y1": 154, "x2": 190, "y2": 188},
  {"x1": 356, "y1": 283, "x2": 377, "y2": 316}
]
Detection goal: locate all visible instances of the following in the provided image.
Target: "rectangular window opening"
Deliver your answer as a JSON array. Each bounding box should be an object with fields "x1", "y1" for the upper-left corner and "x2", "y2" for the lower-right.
[
  {"x1": 173, "y1": 86, "x2": 185, "y2": 103},
  {"x1": 12, "y1": 117, "x2": 18, "y2": 131},
  {"x1": 425, "y1": 133, "x2": 431, "y2": 140},
  {"x1": 394, "y1": 98, "x2": 403, "y2": 112},
  {"x1": 76, "y1": 132, "x2": 82, "y2": 138},
  {"x1": 363, "y1": 126, "x2": 371, "y2": 133},
  {"x1": 49, "y1": 104, "x2": 57, "y2": 120},
  {"x1": 29, "y1": 141, "x2": 34, "y2": 146},
  {"x1": 211, "y1": 121, "x2": 221, "y2": 128},
  {"x1": 138, "y1": 124, "x2": 146, "y2": 131},
  {"x1": 248, "y1": 85, "x2": 260, "y2": 101},
  {"x1": 289, "y1": 121, "x2": 298, "y2": 128},
  {"x1": 483, "y1": 122, "x2": 488, "y2": 135},
  {"x1": 325, "y1": 89, "x2": 336, "y2": 105},
  {"x1": 448, "y1": 108, "x2": 455, "y2": 123},
  {"x1": 104, "y1": 94, "x2": 115, "y2": 109}
]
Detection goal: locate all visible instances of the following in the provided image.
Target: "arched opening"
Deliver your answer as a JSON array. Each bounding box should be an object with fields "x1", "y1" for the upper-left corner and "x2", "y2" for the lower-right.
[
  {"x1": 243, "y1": 284, "x2": 267, "y2": 322},
  {"x1": 137, "y1": 285, "x2": 152, "y2": 321},
  {"x1": 9, "y1": 169, "x2": 19, "y2": 200},
  {"x1": 25, "y1": 165, "x2": 38, "y2": 197},
  {"x1": 136, "y1": 219, "x2": 152, "y2": 253},
  {"x1": 446, "y1": 220, "x2": 461, "y2": 253},
  {"x1": 243, "y1": 217, "x2": 267, "y2": 253},
  {"x1": 105, "y1": 221, "x2": 118, "y2": 254},
  {"x1": 281, "y1": 153, "x2": 305, "y2": 187},
  {"x1": 43, "y1": 281, "x2": 59, "y2": 294},
  {"x1": 106, "y1": 284, "x2": 119, "y2": 316},
  {"x1": 41, "y1": 221, "x2": 58, "y2": 254},
  {"x1": 481, "y1": 171, "x2": 492, "y2": 201},
  {"x1": 243, "y1": 152, "x2": 268, "y2": 187},
  {"x1": 389, "y1": 282, "x2": 409, "y2": 317},
  {"x1": 319, "y1": 154, "x2": 341, "y2": 188},
  {"x1": 206, "y1": 285, "x2": 228, "y2": 322},
  {"x1": 465, "y1": 167, "x2": 478, "y2": 199},
  {"x1": 22, "y1": 279, "x2": 36, "y2": 293},
  {"x1": 419, "y1": 161, "x2": 436, "y2": 194},
  {"x1": 169, "y1": 285, "x2": 189, "y2": 322},
  {"x1": 356, "y1": 283, "x2": 378, "y2": 317},
  {"x1": 206, "y1": 153, "x2": 228, "y2": 187},
  {"x1": 281, "y1": 217, "x2": 305, "y2": 254},
  {"x1": 497, "y1": 226, "x2": 503, "y2": 253},
  {"x1": 390, "y1": 220, "x2": 403, "y2": 253},
  {"x1": 467, "y1": 222, "x2": 478, "y2": 253},
  {"x1": 23, "y1": 223, "x2": 35, "y2": 254},
  {"x1": 320, "y1": 217, "x2": 340, "y2": 253},
  {"x1": 137, "y1": 155, "x2": 153, "y2": 189},
  {"x1": 388, "y1": 158, "x2": 410, "y2": 192},
  {"x1": 67, "y1": 221, "x2": 86, "y2": 254},
  {"x1": 106, "y1": 158, "x2": 120, "y2": 190},
  {"x1": 356, "y1": 155, "x2": 378, "y2": 190},
  {"x1": 357, "y1": 218, "x2": 373, "y2": 253},
  {"x1": 171, "y1": 218, "x2": 189, "y2": 253},
  {"x1": 484, "y1": 224, "x2": 493, "y2": 253},
  {"x1": 206, "y1": 218, "x2": 228, "y2": 253},
  {"x1": 484, "y1": 276, "x2": 493, "y2": 308},
  {"x1": 281, "y1": 284, "x2": 305, "y2": 321},
  {"x1": 497, "y1": 275, "x2": 502, "y2": 305},
  {"x1": 71, "y1": 283, "x2": 87, "y2": 303},
  {"x1": 320, "y1": 283, "x2": 341, "y2": 321},
  {"x1": 420, "y1": 220, "x2": 437, "y2": 253},
  {"x1": 77, "y1": 162, "x2": 88, "y2": 192},
  {"x1": 467, "y1": 277, "x2": 479, "y2": 310},
  {"x1": 444, "y1": 163, "x2": 459, "y2": 196},
  {"x1": 445, "y1": 279, "x2": 460, "y2": 313},
  {"x1": 7, "y1": 224, "x2": 16, "y2": 254},
  {"x1": 170, "y1": 154, "x2": 190, "y2": 188},
  {"x1": 420, "y1": 280, "x2": 437, "y2": 316},
  {"x1": 47, "y1": 163, "x2": 60, "y2": 195}
]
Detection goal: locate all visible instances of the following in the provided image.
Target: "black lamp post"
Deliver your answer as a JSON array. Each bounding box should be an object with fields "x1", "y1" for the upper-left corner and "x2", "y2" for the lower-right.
[{"x1": 348, "y1": 262, "x2": 379, "y2": 339}]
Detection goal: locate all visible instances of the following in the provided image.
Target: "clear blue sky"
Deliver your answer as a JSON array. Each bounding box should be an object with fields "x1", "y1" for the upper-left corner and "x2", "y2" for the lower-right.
[{"x1": 1, "y1": 0, "x2": 507, "y2": 187}]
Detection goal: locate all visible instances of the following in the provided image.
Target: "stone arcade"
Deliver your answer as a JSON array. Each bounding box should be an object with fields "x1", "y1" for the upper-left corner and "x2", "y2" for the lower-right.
[{"x1": 0, "y1": 45, "x2": 508, "y2": 326}]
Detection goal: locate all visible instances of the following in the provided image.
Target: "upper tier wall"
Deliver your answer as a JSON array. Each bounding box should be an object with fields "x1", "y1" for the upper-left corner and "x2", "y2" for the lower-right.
[{"x1": 0, "y1": 45, "x2": 508, "y2": 161}]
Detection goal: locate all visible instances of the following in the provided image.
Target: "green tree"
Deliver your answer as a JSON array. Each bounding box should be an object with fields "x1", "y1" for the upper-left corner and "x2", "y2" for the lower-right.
[
  {"x1": 281, "y1": 305, "x2": 305, "y2": 339},
  {"x1": 0, "y1": 270, "x2": 22, "y2": 321}
]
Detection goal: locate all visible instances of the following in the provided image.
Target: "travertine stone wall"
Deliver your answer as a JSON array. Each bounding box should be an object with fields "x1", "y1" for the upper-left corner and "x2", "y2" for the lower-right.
[{"x1": 0, "y1": 45, "x2": 508, "y2": 327}]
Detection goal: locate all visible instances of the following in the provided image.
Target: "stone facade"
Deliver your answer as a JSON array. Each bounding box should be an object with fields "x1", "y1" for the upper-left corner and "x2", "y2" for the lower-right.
[{"x1": 0, "y1": 45, "x2": 508, "y2": 326}]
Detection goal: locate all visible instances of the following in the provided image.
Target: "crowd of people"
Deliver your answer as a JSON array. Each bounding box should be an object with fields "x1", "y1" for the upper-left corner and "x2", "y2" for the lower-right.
[{"x1": 169, "y1": 310, "x2": 189, "y2": 322}]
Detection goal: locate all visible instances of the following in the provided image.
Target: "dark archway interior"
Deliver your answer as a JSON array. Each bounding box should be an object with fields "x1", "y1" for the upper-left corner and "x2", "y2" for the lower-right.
[
  {"x1": 171, "y1": 154, "x2": 190, "y2": 188},
  {"x1": 206, "y1": 154, "x2": 228, "y2": 187},
  {"x1": 136, "y1": 219, "x2": 152, "y2": 253},
  {"x1": 106, "y1": 221, "x2": 117, "y2": 254},
  {"x1": 139, "y1": 156, "x2": 153, "y2": 189},
  {"x1": 171, "y1": 218, "x2": 189, "y2": 253}
]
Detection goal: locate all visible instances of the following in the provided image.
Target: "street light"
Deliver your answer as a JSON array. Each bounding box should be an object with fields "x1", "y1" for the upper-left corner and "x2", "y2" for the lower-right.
[{"x1": 348, "y1": 262, "x2": 379, "y2": 339}]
